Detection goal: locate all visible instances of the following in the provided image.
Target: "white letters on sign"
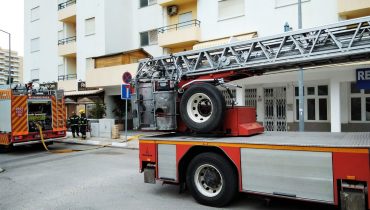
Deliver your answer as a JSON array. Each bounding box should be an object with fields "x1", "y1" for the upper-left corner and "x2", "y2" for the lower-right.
[{"x1": 358, "y1": 70, "x2": 370, "y2": 80}]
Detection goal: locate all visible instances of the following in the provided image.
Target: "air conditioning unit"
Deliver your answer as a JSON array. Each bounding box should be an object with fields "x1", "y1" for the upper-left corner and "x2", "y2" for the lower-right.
[{"x1": 167, "y1": 5, "x2": 178, "y2": 16}]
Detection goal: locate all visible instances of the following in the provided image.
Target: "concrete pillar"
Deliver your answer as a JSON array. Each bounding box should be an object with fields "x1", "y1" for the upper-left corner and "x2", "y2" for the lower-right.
[
  {"x1": 330, "y1": 79, "x2": 341, "y2": 132},
  {"x1": 235, "y1": 87, "x2": 245, "y2": 106}
]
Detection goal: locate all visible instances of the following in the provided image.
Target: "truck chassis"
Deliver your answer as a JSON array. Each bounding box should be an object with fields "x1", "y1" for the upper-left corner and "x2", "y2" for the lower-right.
[{"x1": 139, "y1": 132, "x2": 370, "y2": 208}]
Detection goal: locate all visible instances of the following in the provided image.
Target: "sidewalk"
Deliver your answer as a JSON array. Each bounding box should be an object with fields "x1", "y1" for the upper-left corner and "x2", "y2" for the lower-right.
[{"x1": 55, "y1": 131, "x2": 168, "y2": 149}]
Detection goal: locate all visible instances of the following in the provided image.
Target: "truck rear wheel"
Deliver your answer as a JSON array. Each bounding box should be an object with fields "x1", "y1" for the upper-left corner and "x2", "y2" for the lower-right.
[
  {"x1": 186, "y1": 152, "x2": 237, "y2": 207},
  {"x1": 180, "y1": 83, "x2": 225, "y2": 133}
]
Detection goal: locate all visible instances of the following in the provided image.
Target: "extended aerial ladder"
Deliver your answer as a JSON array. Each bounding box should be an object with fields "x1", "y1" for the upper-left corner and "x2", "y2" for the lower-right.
[{"x1": 132, "y1": 16, "x2": 370, "y2": 134}]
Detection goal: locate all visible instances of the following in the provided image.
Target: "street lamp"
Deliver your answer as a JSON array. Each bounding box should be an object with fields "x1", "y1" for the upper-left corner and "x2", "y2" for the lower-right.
[
  {"x1": 297, "y1": 0, "x2": 304, "y2": 132},
  {"x1": 0, "y1": 29, "x2": 11, "y2": 85}
]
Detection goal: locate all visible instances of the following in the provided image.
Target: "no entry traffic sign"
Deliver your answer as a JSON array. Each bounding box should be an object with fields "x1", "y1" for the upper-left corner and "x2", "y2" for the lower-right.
[{"x1": 122, "y1": 72, "x2": 132, "y2": 84}]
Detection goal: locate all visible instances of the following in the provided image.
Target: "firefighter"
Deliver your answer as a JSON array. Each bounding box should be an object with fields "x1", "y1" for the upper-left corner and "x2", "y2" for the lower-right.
[
  {"x1": 79, "y1": 110, "x2": 88, "y2": 140},
  {"x1": 68, "y1": 112, "x2": 80, "y2": 138}
]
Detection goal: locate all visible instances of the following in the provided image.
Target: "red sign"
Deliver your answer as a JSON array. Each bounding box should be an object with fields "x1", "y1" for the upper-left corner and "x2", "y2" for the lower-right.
[{"x1": 122, "y1": 72, "x2": 132, "y2": 84}]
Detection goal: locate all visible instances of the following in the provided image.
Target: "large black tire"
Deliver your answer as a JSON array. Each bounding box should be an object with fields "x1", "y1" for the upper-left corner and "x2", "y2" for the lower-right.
[
  {"x1": 186, "y1": 152, "x2": 238, "y2": 207},
  {"x1": 180, "y1": 83, "x2": 226, "y2": 133}
]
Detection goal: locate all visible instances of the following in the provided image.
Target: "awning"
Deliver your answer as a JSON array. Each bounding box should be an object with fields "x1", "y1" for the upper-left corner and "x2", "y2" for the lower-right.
[
  {"x1": 64, "y1": 89, "x2": 104, "y2": 97},
  {"x1": 64, "y1": 98, "x2": 77, "y2": 104},
  {"x1": 193, "y1": 32, "x2": 258, "y2": 50}
]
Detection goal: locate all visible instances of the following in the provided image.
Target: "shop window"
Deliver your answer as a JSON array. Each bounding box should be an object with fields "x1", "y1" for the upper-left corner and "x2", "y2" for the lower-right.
[
  {"x1": 307, "y1": 87, "x2": 315, "y2": 95},
  {"x1": 318, "y1": 85, "x2": 328, "y2": 96},
  {"x1": 295, "y1": 85, "x2": 329, "y2": 121},
  {"x1": 307, "y1": 99, "x2": 315, "y2": 120},
  {"x1": 350, "y1": 82, "x2": 370, "y2": 122}
]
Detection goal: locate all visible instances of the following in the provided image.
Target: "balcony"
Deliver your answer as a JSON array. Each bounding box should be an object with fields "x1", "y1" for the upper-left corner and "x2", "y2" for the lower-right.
[
  {"x1": 158, "y1": 0, "x2": 196, "y2": 6},
  {"x1": 158, "y1": 19, "x2": 201, "y2": 48},
  {"x1": 58, "y1": 0, "x2": 76, "y2": 23},
  {"x1": 58, "y1": 36, "x2": 77, "y2": 57},
  {"x1": 86, "y1": 63, "x2": 138, "y2": 88},
  {"x1": 58, "y1": 74, "x2": 77, "y2": 81},
  {"x1": 58, "y1": 79, "x2": 77, "y2": 92},
  {"x1": 338, "y1": 0, "x2": 370, "y2": 18}
]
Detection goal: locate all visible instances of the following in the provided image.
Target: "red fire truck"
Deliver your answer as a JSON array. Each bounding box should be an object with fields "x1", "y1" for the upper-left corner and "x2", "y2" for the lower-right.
[
  {"x1": 0, "y1": 83, "x2": 66, "y2": 149},
  {"x1": 134, "y1": 17, "x2": 370, "y2": 209}
]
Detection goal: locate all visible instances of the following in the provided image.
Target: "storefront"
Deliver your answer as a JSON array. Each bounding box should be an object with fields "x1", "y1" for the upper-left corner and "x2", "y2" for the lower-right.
[
  {"x1": 63, "y1": 81, "x2": 105, "y2": 119},
  {"x1": 224, "y1": 62, "x2": 370, "y2": 132}
]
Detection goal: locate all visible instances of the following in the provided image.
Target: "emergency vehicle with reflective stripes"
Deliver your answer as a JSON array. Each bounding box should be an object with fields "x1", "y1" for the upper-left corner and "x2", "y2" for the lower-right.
[
  {"x1": 0, "y1": 83, "x2": 66, "y2": 147},
  {"x1": 136, "y1": 17, "x2": 370, "y2": 208}
]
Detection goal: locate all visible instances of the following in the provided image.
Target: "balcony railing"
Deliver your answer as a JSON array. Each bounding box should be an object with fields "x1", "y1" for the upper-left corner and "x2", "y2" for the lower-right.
[
  {"x1": 58, "y1": 0, "x2": 76, "y2": 10},
  {"x1": 58, "y1": 36, "x2": 77, "y2": 45},
  {"x1": 158, "y1": 19, "x2": 201, "y2": 33},
  {"x1": 58, "y1": 74, "x2": 77, "y2": 81}
]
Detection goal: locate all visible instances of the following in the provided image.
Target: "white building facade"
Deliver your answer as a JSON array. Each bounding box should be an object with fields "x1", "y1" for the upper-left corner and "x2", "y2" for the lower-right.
[
  {"x1": 0, "y1": 48, "x2": 23, "y2": 85},
  {"x1": 24, "y1": 0, "x2": 370, "y2": 132}
]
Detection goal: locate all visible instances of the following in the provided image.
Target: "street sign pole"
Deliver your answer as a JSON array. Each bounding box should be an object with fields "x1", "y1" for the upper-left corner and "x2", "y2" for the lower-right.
[
  {"x1": 125, "y1": 87, "x2": 128, "y2": 142},
  {"x1": 121, "y1": 71, "x2": 132, "y2": 142}
]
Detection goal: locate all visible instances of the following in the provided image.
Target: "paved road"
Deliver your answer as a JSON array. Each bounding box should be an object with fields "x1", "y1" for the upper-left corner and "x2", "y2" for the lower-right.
[{"x1": 0, "y1": 143, "x2": 336, "y2": 210}]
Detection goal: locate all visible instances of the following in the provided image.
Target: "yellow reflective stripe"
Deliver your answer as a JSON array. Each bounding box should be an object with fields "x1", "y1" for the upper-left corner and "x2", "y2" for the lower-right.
[{"x1": 139, "y1": 140, "x2": 369, "y2": 154}]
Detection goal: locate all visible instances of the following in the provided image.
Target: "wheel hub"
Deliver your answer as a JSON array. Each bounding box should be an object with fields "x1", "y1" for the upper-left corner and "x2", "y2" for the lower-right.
[
  {"x1": 203, "y1": 168, "x2": 221, "y2": 188},
  {"x1": 186, "y1": 93, "x2": 213, "y2": 123},
  {"x1": 194, "y1": 164, "x2": 223, "y2": 197}
]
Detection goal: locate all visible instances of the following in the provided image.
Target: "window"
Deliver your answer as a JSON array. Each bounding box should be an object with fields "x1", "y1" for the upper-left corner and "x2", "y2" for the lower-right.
[
  {"x1": 58, "y1": 64, "x2": 64, "y2": 76},
  {"x1": 140, "y1": 30, "x2": 158, "y2": 46},
  {"x1": 31, "y1": 68, "x2": 40, "y2": 82},
  {"x1": 350, "y1": 82, "x2": 370, "y2": 122},
  {"x1": 295, "y1": 85, "x2": 329, "y2": 121},
  {"x1": 85, "y1": 17, "x2": 95, "y2": 36},
  {"x1": 179, "y1": 12, "x2": 192, "y2": 24},
  {"x1": 31, "y1": 6, "x2": 40, "y2": 22},
  {"x1": 140, "y1": 0, "x2": 156, "y2": 8},
  {"x1": 58, "y1": 30, "x2": 64, "y2": 41},
  {"x1": 218, "y1": 0, "x2": 245, "y2": 20},
  {"x1": 30, "y1": 37, "x2": 40, "y2": 52}
]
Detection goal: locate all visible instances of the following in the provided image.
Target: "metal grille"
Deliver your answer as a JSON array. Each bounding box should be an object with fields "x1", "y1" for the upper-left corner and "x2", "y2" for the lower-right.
[
  {"x1": 245, "y1": 88, "x2": 257, "y2": 107},
  {"x1": 221, "y1": 89, "x2": 236, "y2": 106},
  {"x1": 264, "y1": 87, "x2": 287, "y2": 131}
]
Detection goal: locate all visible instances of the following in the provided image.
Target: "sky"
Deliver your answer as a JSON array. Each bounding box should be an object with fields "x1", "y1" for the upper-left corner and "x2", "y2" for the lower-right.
[{"x1": 0, "y1": 0, "x2": 24, "y2": 56}]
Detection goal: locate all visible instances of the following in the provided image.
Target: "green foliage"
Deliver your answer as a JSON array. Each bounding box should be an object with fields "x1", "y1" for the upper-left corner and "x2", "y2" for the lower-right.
[{"x1": 90, "y1": 103, "x2": 106, "y2": 119}]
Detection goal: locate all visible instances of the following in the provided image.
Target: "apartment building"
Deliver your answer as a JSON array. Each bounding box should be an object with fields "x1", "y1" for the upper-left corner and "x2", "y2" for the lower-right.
[
  {"x1": 24, "y1": 0, "x2": 370, "y2": 132},
  {"x1": 0, "y1": 48, "x2": 23, "y2": 85}
]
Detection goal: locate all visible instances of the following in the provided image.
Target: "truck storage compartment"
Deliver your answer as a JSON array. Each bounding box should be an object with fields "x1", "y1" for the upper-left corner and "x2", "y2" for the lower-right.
[{"x1": 28, "y1": 100, "x2": 53, "y2": 132}]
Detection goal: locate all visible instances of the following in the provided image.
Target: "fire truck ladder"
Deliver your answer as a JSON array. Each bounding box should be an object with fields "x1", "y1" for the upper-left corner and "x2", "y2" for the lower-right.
[{"x1": 136, "y1": 16, "x2": 370, "y2": 82}]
